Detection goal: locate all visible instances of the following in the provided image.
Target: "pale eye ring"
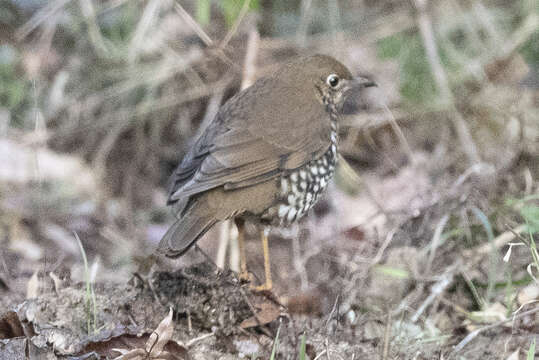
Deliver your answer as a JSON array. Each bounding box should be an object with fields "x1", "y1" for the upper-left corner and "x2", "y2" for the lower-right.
[{"x1": 326, "y1": 74, "x2": 340, "y2": 87}]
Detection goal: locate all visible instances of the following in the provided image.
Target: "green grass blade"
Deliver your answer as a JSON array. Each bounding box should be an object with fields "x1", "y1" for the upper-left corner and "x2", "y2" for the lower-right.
[
  {"x1": 298, "y1": 332, "x2": 306, "y2": 360},
  {"x1": 527, "y1": 338, "x2": 535, "y2": 360},
  {"x1": 269, "y1": 323, "x2": 281, "y2": 360}
]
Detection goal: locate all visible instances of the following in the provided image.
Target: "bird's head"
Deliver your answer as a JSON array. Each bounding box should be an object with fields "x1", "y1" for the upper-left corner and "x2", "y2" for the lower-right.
[{"x1": 275, "y1": 54, "x2": 377, "y2": 113}]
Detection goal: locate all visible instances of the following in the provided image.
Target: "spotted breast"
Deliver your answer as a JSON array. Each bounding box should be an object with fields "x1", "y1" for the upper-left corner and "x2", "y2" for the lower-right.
[{"x1": 261, "y1": 122, "x2": 338, "y2": 226}]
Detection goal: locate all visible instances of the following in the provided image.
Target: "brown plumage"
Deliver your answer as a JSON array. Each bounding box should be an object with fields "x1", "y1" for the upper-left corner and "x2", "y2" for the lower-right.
[{"x1": 158, "y1": 55, "x2": 375, "y2": 289}]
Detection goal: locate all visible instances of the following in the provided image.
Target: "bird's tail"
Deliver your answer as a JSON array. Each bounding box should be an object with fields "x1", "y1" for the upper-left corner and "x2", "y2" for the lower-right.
[{"x1": 157, "y1": 198, "x2": 218, "y2": 258}]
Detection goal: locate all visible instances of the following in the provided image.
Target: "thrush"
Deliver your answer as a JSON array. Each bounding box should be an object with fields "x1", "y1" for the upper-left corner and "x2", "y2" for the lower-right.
[{"x1": 159, "y1": 54, "x2": 376, "y2": 290}]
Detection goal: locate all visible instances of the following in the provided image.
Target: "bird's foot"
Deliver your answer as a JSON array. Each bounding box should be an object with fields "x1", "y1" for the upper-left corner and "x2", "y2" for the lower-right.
[
  {"x1": 238, "y1": 270, "x2": 252, "y2": 283},
  {"x1": 251, "y1": 282, "x2": 272, "y2": 293},
  {"x1": 238, "y1": 272, "x2": 272, "y2": 292}
]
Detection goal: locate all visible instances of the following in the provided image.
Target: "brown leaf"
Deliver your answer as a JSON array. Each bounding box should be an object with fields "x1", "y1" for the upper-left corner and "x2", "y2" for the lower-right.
[
  {"x1": 146, "y1": 308, "x2": 174, "y2": 357},
  {"x1": 0, "y1": 311, "x2": 24, "y2": 339},
  {"x1": 112, "y1": 347, "x2": 146, "y2": 360},
  {"x1": 26, "y1": 271, "x2": 39, "y2": 299},
  {"x1": 286, "y1": 290, "x2": 322, "y2": 316},
  {"x1": 240, "y1": 301, "x2": 280, "y2": 328}
]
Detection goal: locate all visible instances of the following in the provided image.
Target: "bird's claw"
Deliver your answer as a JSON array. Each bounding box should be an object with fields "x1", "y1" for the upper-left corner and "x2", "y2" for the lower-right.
[
  {"x1": 251, "y1": 283, "x2": 272, "y2": 292},
  {"x1": 238, "y1": 271, "x2": 272, "y2": 292}
]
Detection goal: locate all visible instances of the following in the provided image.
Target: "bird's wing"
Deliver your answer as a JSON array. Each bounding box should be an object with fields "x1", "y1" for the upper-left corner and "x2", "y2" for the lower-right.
[{"x1": 168, "y1": 77, "x2": 332, "y2": 203}]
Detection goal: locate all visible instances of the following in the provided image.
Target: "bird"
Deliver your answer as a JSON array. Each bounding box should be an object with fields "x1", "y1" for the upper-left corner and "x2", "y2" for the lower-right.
[{"x1": 158, "y1": 54, "x2": 376, "y2": 291}]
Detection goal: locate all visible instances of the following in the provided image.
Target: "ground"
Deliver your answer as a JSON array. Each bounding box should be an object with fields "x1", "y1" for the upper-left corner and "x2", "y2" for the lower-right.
[{"x1": 0, "y1": 0, "x2": 538, "y2": 359}]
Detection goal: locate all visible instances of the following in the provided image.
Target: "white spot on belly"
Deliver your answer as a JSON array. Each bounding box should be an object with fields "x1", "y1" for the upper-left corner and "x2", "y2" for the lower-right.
[
  {"x1": 278, "y1": 204, "x2": 288, "y2": 218},
  {"x1": 320, "y1": 178, "x2": 327, "y2": 188},
  {"x1": 280, "y1": 178, "x2": 288, "y2": 194},
  {"x1": 287, "y1": 194, "x2": 296, "y2": 205},
  {"x1": 287, "y1": 208, "x2": 297, "y2": 222}
]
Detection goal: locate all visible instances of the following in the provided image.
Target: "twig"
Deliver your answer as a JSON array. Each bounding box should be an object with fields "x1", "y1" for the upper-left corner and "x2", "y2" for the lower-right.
[
  {"x1": 185, "y1": 332, "x2": 214, "y2": 348},
  {"x1": 128, "y1": 0, "x2": 162, "y2": 61},
  {"x1": 449, "y1": 306, "x2": 539, "y2": 356},
  {"x1": 499, "y1": 13, "x2": 539, "y2": 62},
  {"x1": 228, "y1": 222, "x2": 239, "y2": 272},
  {"x1": 371, "y1": 227, "x2": 397, "y2": 265},
  {"x1": 220, "y1": 0, "x2": 252, "y2": 49},
  {"x1": 325, "y1": 338, "x2": 331, "y2": 360},
  {"x1": 296, "y1": 0, "x2": 313, "y2": 47},
  {"x1": 425, "y1": 214, "x2": 450, "y2": 275},
  {"x1": 337, "y1": 155, "x2": 387, "y2": 215},
  {"x1": 382, "y1": 311, "x2": 391, "y2": 360},
  {"x1": 79, "y1": 0, "x2": 109, "y2": 57},
  {"x1": 226, "y1": 27, "x2": 260, "y2": 272},
  {"x1": 194, "y1": 90, "x2": 225, "y2": 141},
  {"x1": 382, "y1": 103, "x2": 414, "y2": 164},
  {"x1": 325, "y1": 294, "x2": 340, "y2": 332},
  {"x1": 463, "y1": 224, "x2": 527, "y2": 266},
  {"x1": 216, "y1": 220, "x2": 230, "y2": 269},
  {"x1": 241, "y1": 29, "x2": 260, "y2": 89},
  {"x1": 411, "y1": 269, "x2": 455, "y2": 323},
  {"x1": 16, "y1": 0, "x2": 73, "y2": 40},
  {"x1": 92, "y1": 112, "x2": 130, "y2": 183},
  {"x1": 413, "y1": 0, "x2": 481, "y2": 165},
  {"x1": 174, "y1": 3, "x2": 213, "y2": 46}
]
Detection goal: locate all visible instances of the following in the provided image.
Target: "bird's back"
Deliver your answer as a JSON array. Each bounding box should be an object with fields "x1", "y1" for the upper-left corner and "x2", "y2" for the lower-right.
[{"x1": 167, "y1": 75, "x2": 331, "y2": 207}]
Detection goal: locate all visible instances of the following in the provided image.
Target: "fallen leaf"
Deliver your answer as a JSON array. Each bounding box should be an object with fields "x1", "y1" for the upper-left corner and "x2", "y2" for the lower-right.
[
  {"x1": 146, "y1": 308, "x2": 174, "y2": 357},
  {"x1": 26, "y1": 271, "x2": 39, "y2": 299},
  {"x1": 240, "y1": 301, "x2": 280, "y2": 328},
  {"x1": 0, "y1": 311, "x2": 24, "y2": 339},
  {"x1": 505, "y1": 347, "x2": 519, "y2": 360},
  {"x1": 518, "y1": 284, "x2": 539, "y2": 306}
]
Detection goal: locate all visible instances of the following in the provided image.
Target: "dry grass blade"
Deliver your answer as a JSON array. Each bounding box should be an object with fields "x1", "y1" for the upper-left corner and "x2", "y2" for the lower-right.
[
  {"x1": 16, "y1": 0, "x2": 73, "y2": 40},
  {"x1": 146, "y1": 307, "x2": 174, "y2": 356},
  {"x1": 413, "y1": 0, "x2": 481, "y2": 165},
  {"x1": 450, "y1": 307, "x2": 539, "y2": 357},
  {"x1": 411, "y1": 268, "x2": 455, "y2": 323},
  {"x1": 220, "y1": 0, "x2": 252, "y2": 49},
  {"x1": 425, "y1": 214, "x2": 450, "y2": 275},
  {"x1": 382, "y1": 103, "x2": 413, "y2": 163},
  {"x1": 79, "y1": 0, "x2": 109, "y2": 56},
  {"x1": 382, "y1": 311, "x2": 391, "y2": 360},
  {"x1": 26, "y1": 271, "x2": 39, "y2": 299},
  {"x1": 129, "y1": 0, "x2": 165, "y2": 61},
  {"x1": 241, "y1": 29, "x2": 260, "y2": 89},
  {"x1": 174, "y1": 2, "x2": 213, "y2": 46},
  {"x1": 224, "y1": 27, "x2": 260, "y2": 272}
]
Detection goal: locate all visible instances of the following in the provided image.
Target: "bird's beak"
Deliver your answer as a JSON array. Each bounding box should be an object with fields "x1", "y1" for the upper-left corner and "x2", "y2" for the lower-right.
[
  {"x1": 348, "y1": 76, "x2": 377, "y2": 90},
  {"x1": 341, "y1": 76, "x2": 378, "y2": 114}
]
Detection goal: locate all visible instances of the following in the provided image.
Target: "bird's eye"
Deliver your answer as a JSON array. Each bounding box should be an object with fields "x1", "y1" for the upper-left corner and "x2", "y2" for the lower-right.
[{"x1": 326, "y1": 74, "x2": 339, "y2": 88}]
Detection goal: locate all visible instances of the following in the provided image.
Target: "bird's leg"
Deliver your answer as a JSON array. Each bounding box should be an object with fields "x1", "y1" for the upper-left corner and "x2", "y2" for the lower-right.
[
  {"x1": 234, "y1": 218, "x2": 250, "y2": 282},
  {"x1": 253, "y1": 227, "x2": 272, "y2": 291}
]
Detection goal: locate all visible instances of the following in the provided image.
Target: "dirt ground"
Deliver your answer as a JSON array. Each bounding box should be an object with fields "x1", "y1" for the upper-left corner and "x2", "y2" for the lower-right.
[{"x1": 1, "y1": 0, "x2": 538, "y2": 359}]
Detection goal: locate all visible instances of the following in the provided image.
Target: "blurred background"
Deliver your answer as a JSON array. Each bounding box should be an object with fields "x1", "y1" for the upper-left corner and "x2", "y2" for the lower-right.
[{"x1": 0, "y1": 0, "x2": 538, "y2": 356}]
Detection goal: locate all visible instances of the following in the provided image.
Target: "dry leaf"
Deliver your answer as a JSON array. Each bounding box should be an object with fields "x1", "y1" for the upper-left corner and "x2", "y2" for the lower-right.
[
  {"x1": 26, "y1": 271, "x2": 39, "y2": 299},
  {"x1": 49, "y1": 272, "x2": 63, "y2": 293},
  {"x1": 112, "y1": 348, "x2": 146, "y2": 360},
  {"x1": 0, "y1": 311, "x2": 25, "y2": 339},
  {"x1": 505, "y1": 348, "x2": 519, "y2": 360},
  {"x1": 240, "y1": 301, "x2": 280, "y2": 328},
  {"x1": 146, "y1": 308, "x2": 174, "y2": 356},
  {"x1": 517, "y1": 284, "x2": 539, "y2": 305}
]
